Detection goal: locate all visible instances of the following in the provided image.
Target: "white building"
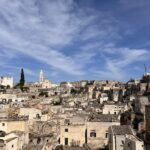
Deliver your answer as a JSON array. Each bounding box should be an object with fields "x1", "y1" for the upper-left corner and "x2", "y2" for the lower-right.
[
  {"x1": 0, "y1": 131, "x2": 29, "y2": 150},
  {"x1": 0, "y1": 76, "x2": 13, "y2": 88},
  {"x1": 99, "y1": 93, "x2": 109, "y2": 104},
  {"x1": 60, "y1": 116, "x2": 86, "y2": 147},
  {"x1": 102, "y1": 104, "x2": 128, "y2": 115},
  {"x1": 0, "y1": 94, "x2": 26, "y2": 103},
  {"x1": 19, "y1": 108, "x2": 42, "y2": 120},
  {"x1": 39, "y1": 70, "x2": 44, "y2": 83},
  {"x1": 41, "y1": 79, "x2": 52, "y2": 89},
  {"x1": 39, "y1": 70, "x2": 54, "y2": 88},
  {"x1": 108, "y1": 125, "x2": 134, "y2": 150},
  {"x1": 124, "y1": 134, "x2": 144, "y2": 150},
  {"x1": 87, "y1": 114, "x2": 120, "y2": 149}
]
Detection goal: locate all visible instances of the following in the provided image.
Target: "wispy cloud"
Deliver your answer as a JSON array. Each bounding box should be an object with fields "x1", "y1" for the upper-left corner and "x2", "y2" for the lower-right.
[
  {"x1": 92, "y1": 48, "x2": 149, "y2": 80},
  {"x1": 119, "y1": 0, "x2": 150, "y2": 9},
  {"x1": 0, "y1": 0, "x2": 120, "y2": 76},
  {"x1": 0, "y1": 0, "x2": 88, "y2": 75},
  {"x1": 0, "y1": 0, "x2": 149, "y2": 81}
]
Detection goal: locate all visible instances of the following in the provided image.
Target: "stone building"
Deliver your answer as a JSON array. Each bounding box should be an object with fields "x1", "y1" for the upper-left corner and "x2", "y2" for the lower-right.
[
  {"x1": 60, "y1": 116, "x2": 86, "y2": 147},
  {"x1": 124, "y1": 134, "x2": 144, "y2": 150},
  {"x1": 0, "y1": 115, "x2": 29, "y2": 133},
  {"x1": 19, "y1": 107, "x2": 42, "y2": 120},
  {"x1": 108, "y1": 125, "x2": 134, "y2": 150},
  {"x1": 135, "y1": 96, "x2": 150, "y2": 114},
  {"x1": 87, "y1": 114, "x2": 120, "y2": 149},
  {"x1": 102, "y1": 103, "x2": 128, "y2": 115},
  {"x1": 0, "y1": 132, "x2": 20, "y2": 150},
  {"x1": 41, "y1": 79, "x2": 52, "y2": 89},
  {"x1": 145, "y1": 105, "x2": 150, "y2": 150},
  {"x1": 0, "y1": 76, "x2": 13, "y2": 88}
]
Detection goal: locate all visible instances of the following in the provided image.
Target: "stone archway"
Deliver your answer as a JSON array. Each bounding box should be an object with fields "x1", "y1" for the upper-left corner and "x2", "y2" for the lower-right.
[{"x1": 41, "y1": 122, "x2": 53, "y2": 134}]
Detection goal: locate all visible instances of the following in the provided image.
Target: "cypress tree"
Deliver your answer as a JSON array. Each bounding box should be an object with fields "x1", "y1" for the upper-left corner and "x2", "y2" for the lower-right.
[{"x1": 19, "y1": 68, "x2": 25, "y2": 89}]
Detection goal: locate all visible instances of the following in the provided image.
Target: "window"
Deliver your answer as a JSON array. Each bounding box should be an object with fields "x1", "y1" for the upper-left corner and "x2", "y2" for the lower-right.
[
  {"x1": 58, "y1": 138, "x2": 60, "y2": 144},
  {"x1": 90, "y1": 130, "x2": 96, "y2": 137},
  {"x1": 2, "y1": 123, "x2": 5, "y2": 126},
  {"x1": 36, "y1": 114, "x2": 40, "y2": 119},
  {"x1": 105, "y1": 132, "x2": 108, "y2": 138},
  {"x1": 65, "y1": 128, "x2": 68, "y2": 132},
  {"x1": 128, "y1": 143, "x2": 130, "y2": 147},
  {"x1": 65, "y1": 138, "x2": 68, "y2": 145},
  {"x1": 37, "y1": 138, "x2": 41, "y2": 144},
  {"x1": 121, "y1": 140, "x2": 125, "y2": 145}
]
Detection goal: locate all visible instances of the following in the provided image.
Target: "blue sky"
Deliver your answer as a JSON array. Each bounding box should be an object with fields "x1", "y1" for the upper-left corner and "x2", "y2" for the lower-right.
[{"x1": 0, "y1": 0, "x2": 150, "y2": 83}]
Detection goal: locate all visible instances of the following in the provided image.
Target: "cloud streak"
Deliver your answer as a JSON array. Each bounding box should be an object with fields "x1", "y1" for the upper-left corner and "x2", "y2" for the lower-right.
[
  {"x1": 0, "y1": 0, "x2": 120, "y2": 76},
  {"x1": 0, "y1": 0, "x2": 149, "y2": 81},
  {"x1": 0, "y1": 0, "x2": 88, "y2": 74},
  {"x1": 92, "y1": 48, "x2": 149, "y2": 80}
]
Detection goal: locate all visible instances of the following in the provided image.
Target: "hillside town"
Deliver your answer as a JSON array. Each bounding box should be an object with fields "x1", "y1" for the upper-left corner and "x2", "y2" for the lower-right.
[{"x1": 0, "y1": 69, "x2": 150, "y2": 150}]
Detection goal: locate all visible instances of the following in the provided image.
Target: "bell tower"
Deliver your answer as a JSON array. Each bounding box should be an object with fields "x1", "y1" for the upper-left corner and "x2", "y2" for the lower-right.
[{"x1": 39, "y1": 70, "x2": 44, "y2": 83}]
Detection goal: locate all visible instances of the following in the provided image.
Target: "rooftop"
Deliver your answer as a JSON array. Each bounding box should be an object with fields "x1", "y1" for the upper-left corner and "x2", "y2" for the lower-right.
[
  {"x1": 23, "y1": 144, "x2": 44, "y2": 150},
  {"x1": 111, "y1": 125, "x2": 133, "y2": 135},
  {"x1": 62, "y1": 146, "x2": 87, "y2": 150},
  {"x1": 0, "y1": 115, "x2": 29, "y2": 121},
  {"x1": 88, "y1": 114, "x2": 119, "y2": 122},
  {"x1": 126, "y1": 134, "x2": 143, "y2": 142}
]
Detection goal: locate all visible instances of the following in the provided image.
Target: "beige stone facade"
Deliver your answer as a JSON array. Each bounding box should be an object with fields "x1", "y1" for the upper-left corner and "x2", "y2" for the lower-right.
[
  {"x1": 87, "y1": 121, "x2": 120, "y2": 149},
  {"x1": 0, "y1": 117, "x2": 28, "y2": 133},
  {"x1": 60, "y1": 124, "x2": 86, "y2": 147}
]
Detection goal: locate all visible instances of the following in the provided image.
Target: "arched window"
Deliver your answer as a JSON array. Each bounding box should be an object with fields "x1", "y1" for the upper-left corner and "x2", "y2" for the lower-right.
[{"x1": 90, "y1": 130, "x2": 96, "y2": 137}]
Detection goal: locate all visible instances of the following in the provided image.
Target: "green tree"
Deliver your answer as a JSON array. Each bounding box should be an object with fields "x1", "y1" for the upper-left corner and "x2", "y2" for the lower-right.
[{"x1": 19, "y1": 68, "x2": 25, "y2": 90}]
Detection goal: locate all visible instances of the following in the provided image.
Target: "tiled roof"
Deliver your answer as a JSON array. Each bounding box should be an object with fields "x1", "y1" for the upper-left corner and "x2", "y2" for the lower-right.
[
  {"x1": 111, "y1": 125, "x2": 133, "y2": 135},
  {"x1": 23, "y1": 144, "x2": 44, "y2": 150},
  {"x1": 63, "y1": 146, "x2": 87, "y2": 150},
  {"x1": 88, "y1": 114, "x2": 119, "y2": 122}
]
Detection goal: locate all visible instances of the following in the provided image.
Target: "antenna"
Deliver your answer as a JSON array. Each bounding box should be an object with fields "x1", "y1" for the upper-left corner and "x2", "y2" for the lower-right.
[{"x1": 144, "y1": 64, "x2": 147, "y2": 75}]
